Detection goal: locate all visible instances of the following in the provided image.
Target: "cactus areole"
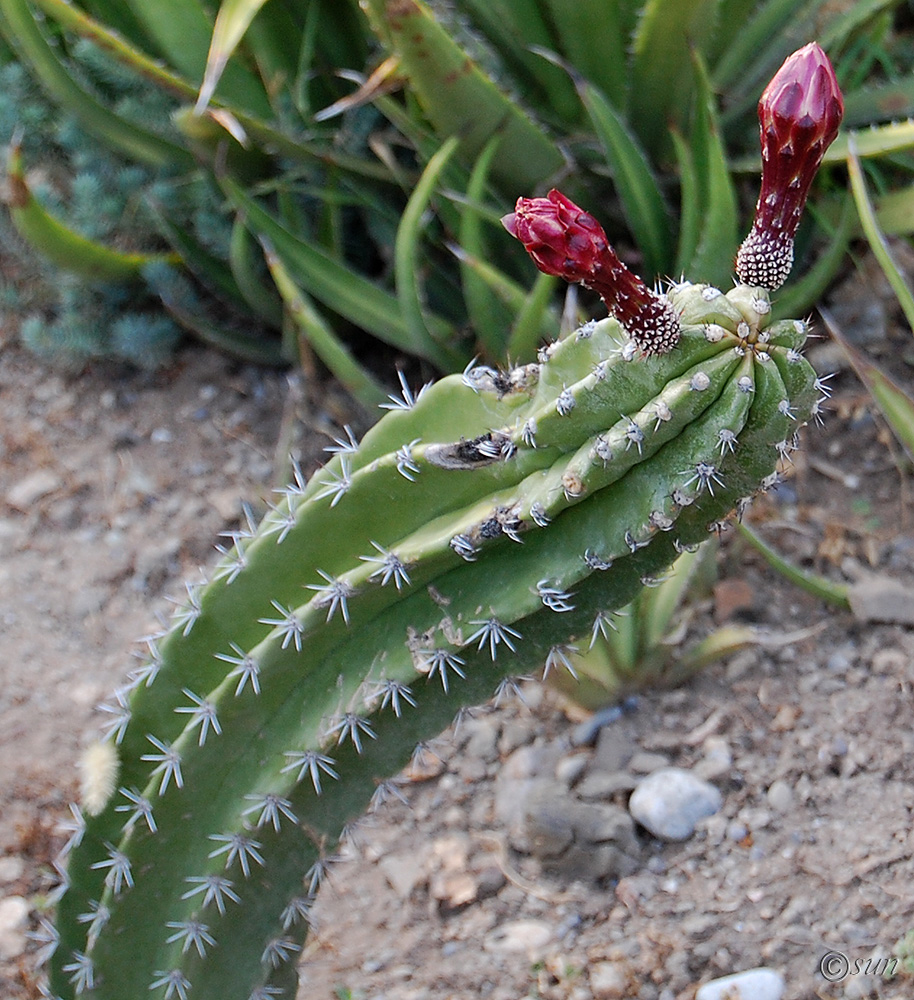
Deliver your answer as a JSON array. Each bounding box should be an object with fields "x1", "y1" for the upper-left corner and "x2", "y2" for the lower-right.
[{"x1": 49, "y1": 46, "x2": 841, "y2": 1000}]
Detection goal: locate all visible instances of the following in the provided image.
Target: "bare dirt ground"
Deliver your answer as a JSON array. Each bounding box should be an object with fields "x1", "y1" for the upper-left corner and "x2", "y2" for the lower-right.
[{"x1": 1, "y1": 279, "x2": 913, "y2": 1000}]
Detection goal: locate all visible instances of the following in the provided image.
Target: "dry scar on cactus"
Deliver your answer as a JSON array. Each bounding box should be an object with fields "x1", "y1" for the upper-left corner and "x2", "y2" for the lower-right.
[{"x1": 44, "y1": 41, "x2": 842, "y2": 1000}]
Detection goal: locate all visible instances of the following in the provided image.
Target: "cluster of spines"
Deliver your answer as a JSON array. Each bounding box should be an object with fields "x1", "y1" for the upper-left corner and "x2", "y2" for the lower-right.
[{"x1": 47, "y1": 280, "x2": 820, "y2": 1000}]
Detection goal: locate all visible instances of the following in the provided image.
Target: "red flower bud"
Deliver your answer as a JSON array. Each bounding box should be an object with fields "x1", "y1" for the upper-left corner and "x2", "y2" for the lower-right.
[
  {"x1": 736, "y1": 42, "x2": 844, "y2": 290},
  {"x1": 502, "y1": 189, "x2": 680, "y2": 354}
]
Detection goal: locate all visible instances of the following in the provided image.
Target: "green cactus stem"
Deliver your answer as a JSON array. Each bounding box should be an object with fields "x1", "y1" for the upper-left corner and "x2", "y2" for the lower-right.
[
  {"x1": 44, "y1": 37, "x2": 845, "y2": 998},
  {"x1": 46, "y1": 271, "x2": 822, "y2": 999}
]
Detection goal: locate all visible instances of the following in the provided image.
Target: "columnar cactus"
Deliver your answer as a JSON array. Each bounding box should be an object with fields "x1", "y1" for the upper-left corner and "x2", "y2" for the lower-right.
[{"x1": 45, "y1": 44, "x2": 841, "y2": 1000}]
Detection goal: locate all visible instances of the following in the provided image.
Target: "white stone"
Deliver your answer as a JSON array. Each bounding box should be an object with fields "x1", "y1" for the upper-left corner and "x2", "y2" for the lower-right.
[
  {"x1": 766, "y1": 779, "x2": 794, "y2": 813},
  {"x1": 695, "y1": 967, "x2": 785, "y2": 1000},
  {"x1": 0, "y1": 856, "x2": 25, "y2": 883},
  {"x1": 629, "y1": 767, "x2": 722, "y2": 841},
  {"x1": 0, "y1": 895, "x2": 30, "y2": 960},
  {"x1": 589, "y1": 960, "x2": 629, "y2": 998},
  {"x1": 6, "y1": 469, "x2": 61, "y2": 510},
  {"x1": 483, "y1": 919, "x2": 553, "y2": 956}
]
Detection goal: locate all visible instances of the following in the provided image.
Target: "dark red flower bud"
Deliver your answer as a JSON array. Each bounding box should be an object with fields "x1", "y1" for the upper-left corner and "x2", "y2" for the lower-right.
[
  {"x1": 502, "y1": 189, "x2": 680, "y2": 354},
  {"x1": 736, "y1": 42, "x2": 844, "y2": 290}
]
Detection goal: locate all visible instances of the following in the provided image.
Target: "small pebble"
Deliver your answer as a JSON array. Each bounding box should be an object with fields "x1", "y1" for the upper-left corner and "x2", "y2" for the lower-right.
[
  {"x1": 766, "y1": 779, "x2": 793, "y2": 813},
  {"x1": 695, "y1": 967, "x2": 785, "y2": 1000},
  {"x1": 555, "y1": 754, "x2": 588, "y2": 786},
  {"x1": 0, "y1": 895, "x2": 30, "y2": 960},
  {"x1": 727, "y1": 821, "x2": 749, "y2": 842},
  {"x1": 628, "y1": 751, "x2": 669, "y2": 774},
  {"x1": 826, "y1": 649, "x2": 852, "y2": 673},
  {"x1": 576, "y1": 771, "x2": 637, "y2": 799},
  {"x1": 483, "y1": 918, "x2": 553, "y2": 956},
  {"x1": 0, "y1": 856, "x2": 25, "y2": 883},
  {"x1": 6, "y1": 469, "x2": 62, "y2": 510},
  {"x1": 589, "y1": 960, "x2": 629, "y2": 998},
  {"x1": 629, "y1": 768, "x2": 722, "y2": 841},
  {"x1": 695, "y1": 736, "x2": 732, "y2": 780}
]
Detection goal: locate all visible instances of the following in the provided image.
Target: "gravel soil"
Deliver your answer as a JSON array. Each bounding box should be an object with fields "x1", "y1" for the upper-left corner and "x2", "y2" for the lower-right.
[{"x1": 1, "y1": 288, "x2": 913, "y2": 1000}]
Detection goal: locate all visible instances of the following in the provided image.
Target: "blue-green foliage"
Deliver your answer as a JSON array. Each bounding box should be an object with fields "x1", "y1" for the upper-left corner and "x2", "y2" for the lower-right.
[{"x1": 0, "y1": 51, "x2": 230, "y2": 369}]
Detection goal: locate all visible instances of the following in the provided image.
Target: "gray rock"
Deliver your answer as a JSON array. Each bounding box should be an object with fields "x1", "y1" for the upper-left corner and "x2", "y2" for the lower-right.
[
  {"x1": 694, "y1": 967, "x2": 785, "y2": 1000},
  {"x1": 629, "y1": 767, "x2": 722, "y2": 841},
  {"x1": 555, "y1": 754, "x2": 588, "y2": 786},
  {"x1": 462, "y1": 716, "x2": 501, "y2": 762},
  {"x1": 515, "y1": 782, "x2": 642, "y2": 881},
  {"x1": 576, "y1": 771, "x2": 638, "y2": 800},
  {"x1": 628, "y1": 751, "x2": 670, "y2": 774},
  {"x1": 498, "y1": 719, "x2": 534, "y2": 756},
  {"x1": 592, "y1": 722, "x2": 632, "y2": 772},
  {"x1": 494, "y1": 743, "x2": 563, "y2": 833}
]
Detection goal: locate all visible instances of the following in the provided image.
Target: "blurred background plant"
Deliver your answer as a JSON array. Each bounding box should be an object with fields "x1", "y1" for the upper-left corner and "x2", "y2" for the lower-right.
[
  {"x1": 543, "y1": 539, "x2": 760, "y2": 711},
  {"x1": 3, "y1": 0, "x2": 914, "y2": 401}
]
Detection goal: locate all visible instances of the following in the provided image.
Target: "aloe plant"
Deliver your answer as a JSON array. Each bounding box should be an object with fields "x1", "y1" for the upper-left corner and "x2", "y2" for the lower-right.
[
  {"x1": 1, "y1": 0, "x2": 908, "y2": 378},
  {"x1": 38, "y1": 43, "x2": 842, "y2": 1000}
]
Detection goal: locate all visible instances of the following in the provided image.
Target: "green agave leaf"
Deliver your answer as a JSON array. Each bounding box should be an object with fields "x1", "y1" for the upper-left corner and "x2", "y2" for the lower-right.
[
  {"x1": 671, "y1": 129, "x2": 702, "y2": 279},
  {"x1": 143, "y1": 261, "x2": 286, "y2": 364},
  {"x1": 5, "y1": 143, "x2": 180, "y2": 282},
  {"x1": 712, "y1": 0, "x2": 828, "y2": 99},
  {"x1": 540, "y1": 0, "x2": 632, "y2": 109},
  {"x1": 843, "y1": 76, "x2": 914, "y2": 129},
  {"x1": 681, "y1": 52, "x2": 739, "y2": 287},
  {"x1": 362, "y1": 0, "x2": 564, "y2": 192},
  {"x1": 222, "y1": 177, "x2": 465, "y2": 371},
  {"x1": 874, "y1": 184, "x2": 914, "y2": 236},
  {"x1": 120, "y1": 0, "x2": 272, "y2": 116},
  {"x1": 704, "y1": 0, "x2": 758, "y2": 65},
  {"x1": 770, "y1": 194, "x2": 855, "y2": 321},
  {"x1": 628, "y1": 0, "x2": 719, "y2": 158},
  {"x1": 736, "y1": 522, "x2": 851, "y2": 609},
  {"x1": 228, "y1": 215, "x2": 284, "y2": 327},
  {"x1": 395, "y1": 136, "x2": 463, "y2": 358},
  {"x1": 638, "y1": 540, "x2": 715, "y2": 652},
  {"x1": 457, "y1": 0, "x2": 581, "y2": 123},
  {"x1": 828, "y1": 119, "x2": 914, "y2": 160},
  {"x1": 31, "y1": 0, "x2": 387, "y2": 182},
  {"x1": 458, "y1": 138, "x2": 515, "y2": 358},
  {"x1": 820, "y1": 308, "x2": 914, "y2": 464},
  {"x1": 197, "y1": 0, "x2": 272, "y2": 112},
  {"x1": 149, "y1": 202, "x2": 252, "y2": 310},
  {"x1": 0, "y1": 0, "x2": 192, "y2": 168},
  {"x1": 262, "y1": 239, "x2": 389, "y2": 411},
  {"x1": 678, "y1": 624, "x2": 757, "y2": 674},
  {"x1": 818, "y1": 0, "x2": 902, "y2": 51},
  {"x1": 506, "y1": 271, "x2": 560, "y2": 363},
  {"x1": 35, "y1": 0, "x2": 198, "y2": 100},
  {"x1": 847, "y1": 135, "x2": 914, "y2": 332},
  {"x1": 579, "y1": 81, "x2": 673, "y2": 280},
  {"x1": 447, "y1": 240, "x2": 559, "y2": 356}
]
